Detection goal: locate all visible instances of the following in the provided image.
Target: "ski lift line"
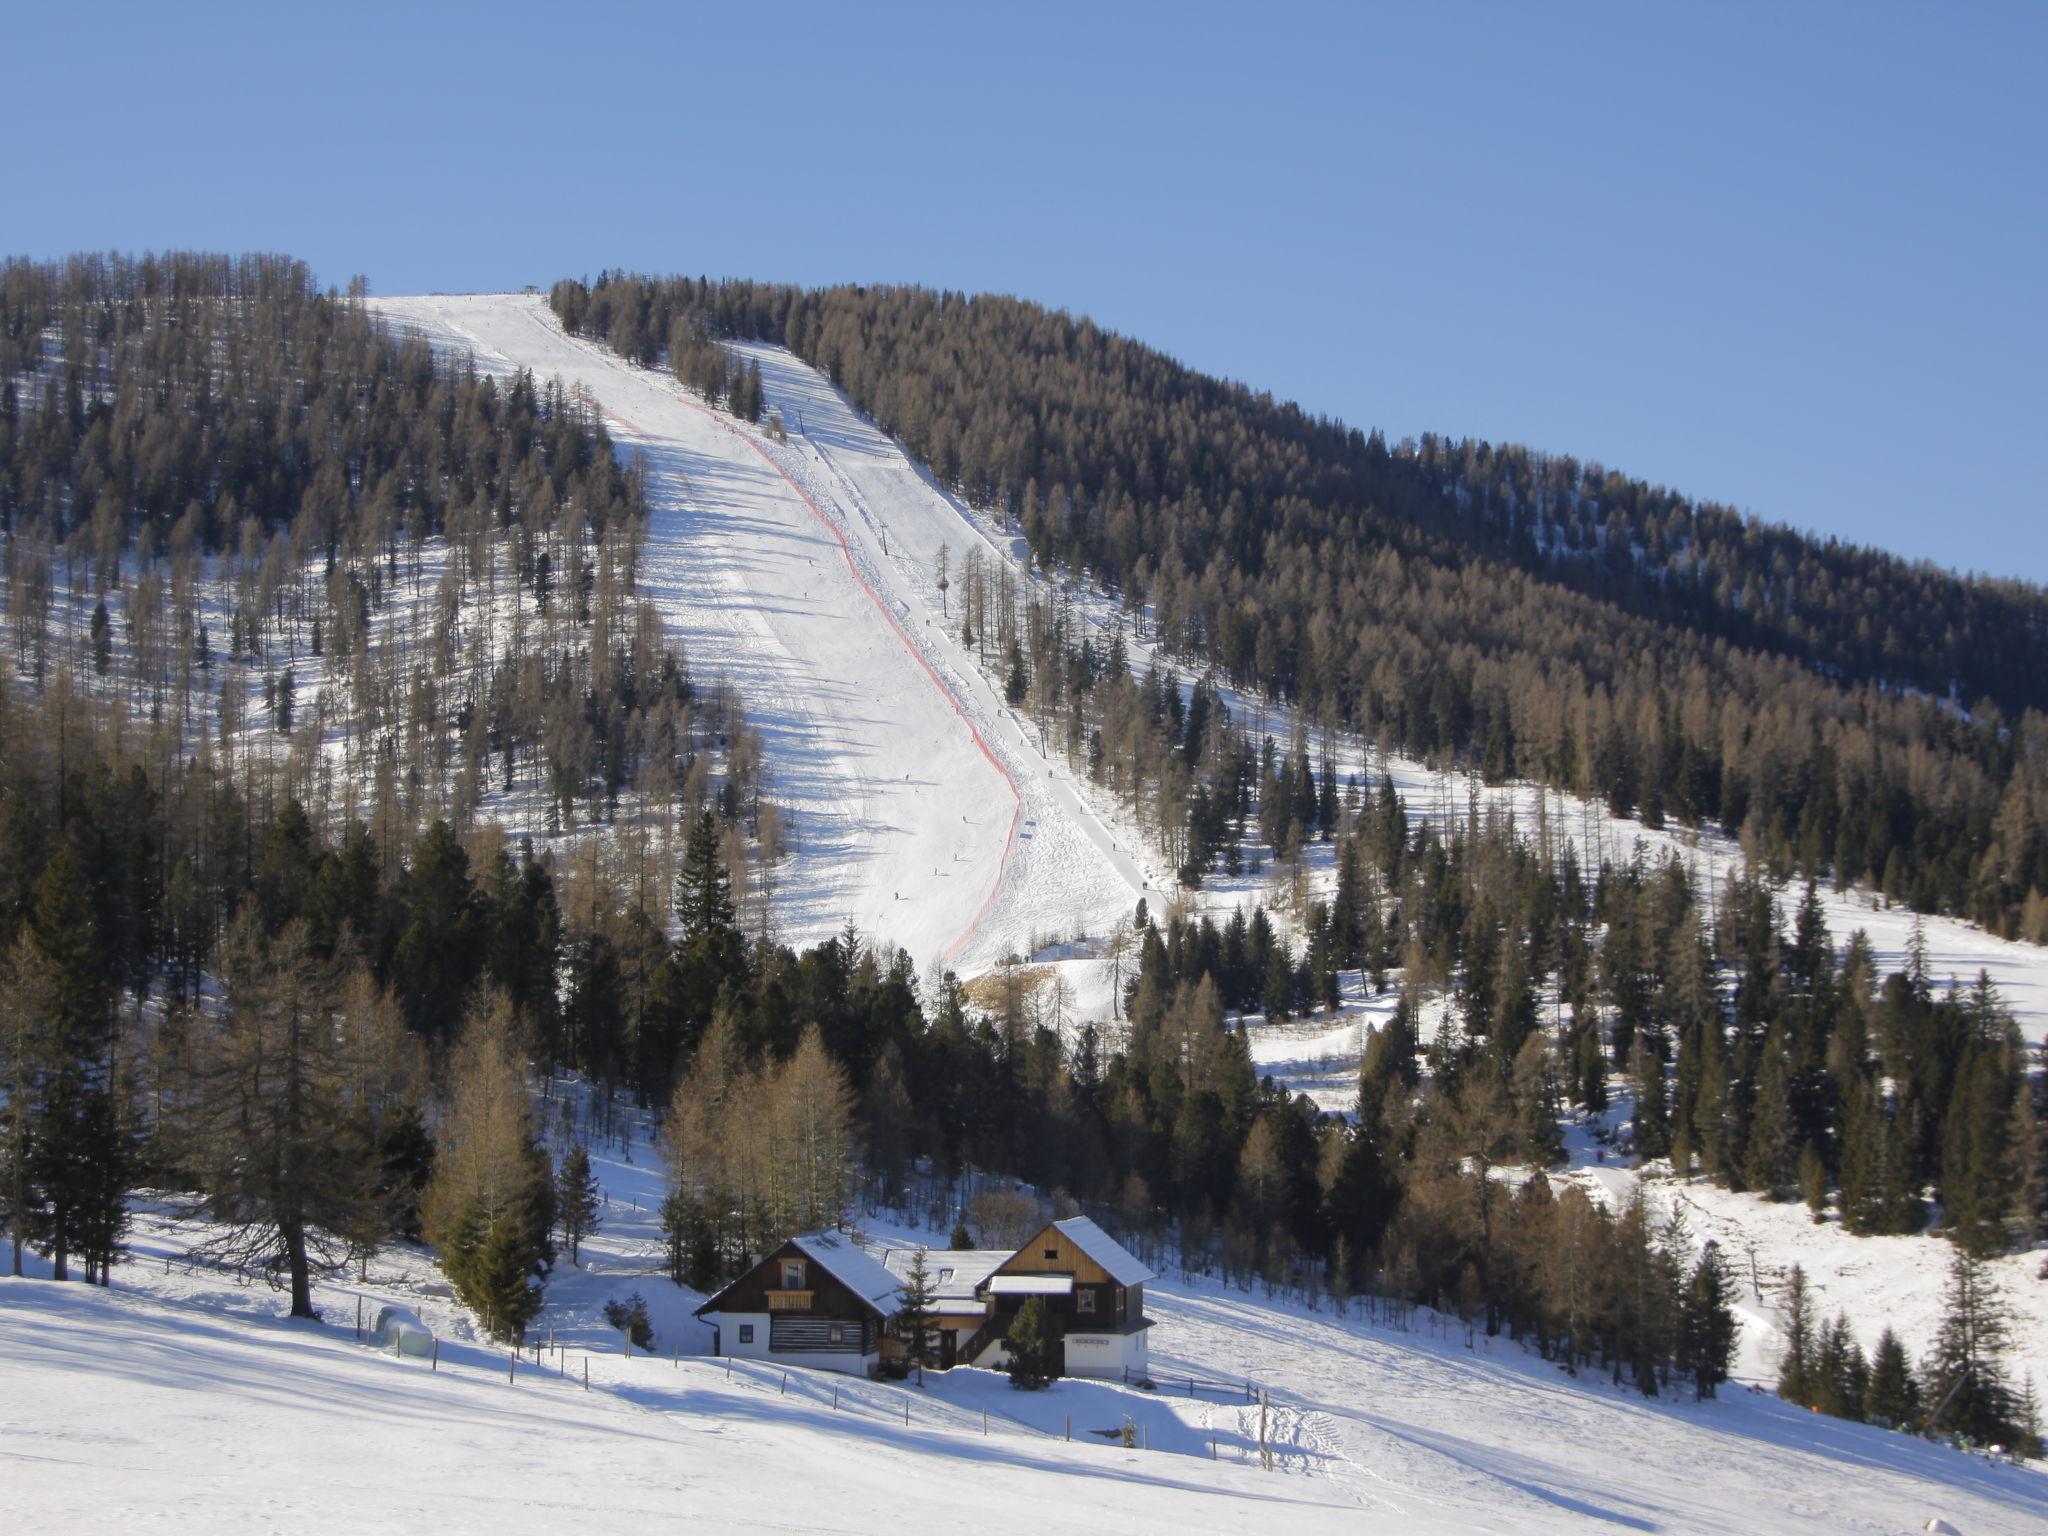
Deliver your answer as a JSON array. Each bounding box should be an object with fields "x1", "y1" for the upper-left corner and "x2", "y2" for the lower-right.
[{"x1": 663, "y1": 388, "x2": 1023, "y2": 965}]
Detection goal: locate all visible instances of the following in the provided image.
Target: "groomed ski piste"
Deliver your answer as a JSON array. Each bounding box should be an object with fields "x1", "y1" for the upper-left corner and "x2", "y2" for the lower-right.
[
  {"x1": 367, "y1": 292, "x2": 1150, "y2": 975},
  {"x1": 6, "y1": 1078, "x2": 2046, "y2": 1535}
]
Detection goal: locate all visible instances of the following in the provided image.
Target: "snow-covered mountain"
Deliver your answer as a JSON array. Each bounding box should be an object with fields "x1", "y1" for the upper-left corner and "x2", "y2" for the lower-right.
[{"x1": 365, "y1": 292, "x2": 2048, "y2": 1402}]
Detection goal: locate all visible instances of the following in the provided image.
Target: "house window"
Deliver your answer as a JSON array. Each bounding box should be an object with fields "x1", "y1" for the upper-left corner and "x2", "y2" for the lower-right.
[
  {"x1": 738, "y1": 1325, "x2": 755, "y2": 1345},
  {"x1": 829, "y1": 1324, "x2": 845, "y2": 1344},
  {"x1": 1044, "y1": 1247, "x2": 1058, "y2": 1259},
  {"x1": 1076, "y1": 1289, "x2": 1096, "y2": 1315},
  {"x1": 782, "y1": 1260, "x2": 804, "y2": 1289}
]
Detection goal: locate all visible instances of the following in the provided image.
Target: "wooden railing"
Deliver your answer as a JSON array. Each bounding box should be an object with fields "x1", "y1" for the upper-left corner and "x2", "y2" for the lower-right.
[{"x1": 765, "y1": 1290, "x2": 814, "y2": 1311}]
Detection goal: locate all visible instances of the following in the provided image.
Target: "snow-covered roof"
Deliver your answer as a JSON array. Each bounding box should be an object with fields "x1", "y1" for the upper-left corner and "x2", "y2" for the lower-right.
[
  {"x1": 879, "y1": 1247, "x2": 1010, "y2": 1304},
  {"x1": 790, "y1": 1230, "x2": 903, "y2": 1314},
  {"x1": 1052, "y1": 1216, "x2": 1154, "y2": 1287},
  {"x1": 988, "y1": 1274, "x2": 1073, "y2": 1296}
]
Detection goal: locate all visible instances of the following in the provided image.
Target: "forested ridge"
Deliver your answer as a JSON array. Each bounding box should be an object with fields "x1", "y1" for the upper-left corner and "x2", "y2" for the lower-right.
[{"x1": 551, "y1": 274, "x2": 2048, "y2": 941}]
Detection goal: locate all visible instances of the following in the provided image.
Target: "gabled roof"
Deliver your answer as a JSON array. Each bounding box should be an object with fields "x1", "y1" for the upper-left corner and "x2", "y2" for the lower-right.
[
  {"x1": 692, "y1": 1230, "x2": 903, "y2": 1319},
  {"x1": 790, "y1": 1231, "x2": 903, "y2": 1314},
  {"x1": 1051, "y1": 1216, "x2": 1154, "y2": 1287},
  {"x1": 879, "y1": 1246, "x2": 1010, "y2": 1305}
]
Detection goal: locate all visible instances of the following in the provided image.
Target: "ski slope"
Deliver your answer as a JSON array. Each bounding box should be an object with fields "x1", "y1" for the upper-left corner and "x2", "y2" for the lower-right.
[{"x1": 368, "y1": 293, "x2": 1142, "y2": 974}]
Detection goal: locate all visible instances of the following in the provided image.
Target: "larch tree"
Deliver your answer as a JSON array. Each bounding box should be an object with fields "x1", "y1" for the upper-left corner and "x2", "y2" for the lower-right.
[
  {"x1": 424, "y1": 993, "x2": 555, "y2": 1342},
  {"x1": 178, "y1": 913, "x2": 382, "y2": 1318}
]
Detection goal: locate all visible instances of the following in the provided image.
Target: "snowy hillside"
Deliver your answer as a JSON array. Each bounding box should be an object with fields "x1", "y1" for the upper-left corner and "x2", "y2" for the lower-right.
[
  {"x1": 7, "y1": 1087, "x2": 2046, "y2": 1534},
  {"x1": 368, "y1": 293, "x2": 1148, "y2": 975},
  {"x1": 362, "y1": 292, "x2": 2048, "y2": 1402}
]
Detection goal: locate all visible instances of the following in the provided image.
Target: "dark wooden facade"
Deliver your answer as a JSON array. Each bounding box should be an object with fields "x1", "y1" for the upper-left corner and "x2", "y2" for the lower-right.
[{"x1": 696, "y1": 1238, "x2": 890, "y2": 1356}]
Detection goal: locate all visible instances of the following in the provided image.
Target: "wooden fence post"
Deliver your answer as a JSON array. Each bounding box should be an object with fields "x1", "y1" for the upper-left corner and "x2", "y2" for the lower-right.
[
  {"x1": 508, "y1": 1350, "x2": 516, "y2": 1384},
  {"x1": 583, "y1": 1357, "x2": 589, "y2": 1391},
  {"x1": 432, "y1": 1339, "x2": 439, "y2": 1372}
]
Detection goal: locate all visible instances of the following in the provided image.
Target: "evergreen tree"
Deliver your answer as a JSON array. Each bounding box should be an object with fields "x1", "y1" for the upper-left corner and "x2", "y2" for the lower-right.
[
  {"x1": 675, "y1": 810, "x2": 739, "y2": 942},
  {"x1": 1864, "y1": 1327, "x2": 1922, "y2": 1429},
  {"x1": 1778, "y1": 1264, "x2": 1817, "y2": 1407},
  {"x1": 20, "y1": 849, "x2": 126, "y2": 1283},
  {"x1": 1925, "y1": 1245, "x2": 2020, "y2": 1448},
  {"x1": 555, "y1": 1143, "x2": 602, "y2": 1266},
  {"x1": 897, "y1": 1248, "x2": 939, "y2": 1380},
  {"x1": 1004, "y1": 1295, "x2": 1058, "y2": 1390},
  {"x1": 1678, "y1": 1242, "x2": 1738, "y2": 1398}
]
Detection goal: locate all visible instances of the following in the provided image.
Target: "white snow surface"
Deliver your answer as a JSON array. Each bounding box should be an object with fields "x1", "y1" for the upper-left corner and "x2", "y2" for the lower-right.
[
  {"x1": 366, "y1": 292, "x2": 1144, "y2": 975},
  {"x1": 5, "y1": 1079, "x2": 2045, "y2": 1533}
]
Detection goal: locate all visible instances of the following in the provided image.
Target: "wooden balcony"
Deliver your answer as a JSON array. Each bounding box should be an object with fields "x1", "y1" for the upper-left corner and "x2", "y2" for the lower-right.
[{"x1": 765, "y1": 1289, "x2": 814, "y2": 1311}]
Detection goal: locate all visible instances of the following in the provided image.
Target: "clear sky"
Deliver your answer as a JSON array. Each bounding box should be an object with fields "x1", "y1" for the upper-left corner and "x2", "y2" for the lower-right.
[{"x1": 9, "y1": 1, "x2": 2045, "y2": 582}]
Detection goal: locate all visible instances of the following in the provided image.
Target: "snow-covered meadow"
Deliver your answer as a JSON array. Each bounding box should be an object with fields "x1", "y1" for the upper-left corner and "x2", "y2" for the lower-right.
[{"x1": 6, "y1": 1078, "x2": 2045, "y2": 1534}]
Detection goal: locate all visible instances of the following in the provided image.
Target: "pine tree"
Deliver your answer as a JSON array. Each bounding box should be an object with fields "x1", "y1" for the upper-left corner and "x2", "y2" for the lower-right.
[
  {"x1": 1004, "y1": 638, "x2": 1028, "y2": 706},
  {"x1": 20, "y1": 849, "x2": 126, "y2": 1283},
  {"x1": 555, "y1": 1143, "x2": 602, "y2": 1266},
  {"x1": 1004, "y1": 1295, "x2": 1057, "y2": 1390},
  {"x1": 1864, "y1": 1327, "x2": 1922, "y2": 1429},
  {"x1": 89, "y1": 600, "x2": 111, "y2": 677},
  {"x1": 1799, "y1": 1140, "x2": 1829, "y2": 1220},
  {"x1": 1925, "y1": 1245, "x2": 2018, "y2": 1447},
  {"x1": 1678, "y1": 1242, "x2": 1738, "y2": 1398},
  {"x1": 675, "y1": 810, "x2": 738, "y2": 942},
  {"x1": 1744, "y1": 1023, "x2": 1797, "y2": 1198},
  {"x1": 898, "y1": 1248, "x2": 939, "y2": 1380},
  {"x1": 1778, "y1": 1264, "x2": 1816, "y2": 1407}
]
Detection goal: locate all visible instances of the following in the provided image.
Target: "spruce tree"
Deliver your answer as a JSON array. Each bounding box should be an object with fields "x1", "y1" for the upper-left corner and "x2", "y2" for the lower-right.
[
  {"x1": 1777, "y1": 1264, "x2": 1816, "y2": 1407},
  {"x1": 1864, "y1": 1326, "x2": 1922, "y2": 1429},
  {"x1": 897, "y1": 1248, "x2": 938, "y2": 1380},
  {"x1": 1004, "y1": 1295, "x2": 1057, "y2": 1390},
  {"x1": 1678, "y1": 1242, "x2": 1738, "y2": 1398},
  {"x1": 1925, "y1": 1245, "x2": 2018, "y2": 1447},
  {"x1": 555, "y1": 1143, "x2": 602, "y2": 1266},
  {"x1": 21, "y1": 849, "x2": 126, "y2": 1283}
]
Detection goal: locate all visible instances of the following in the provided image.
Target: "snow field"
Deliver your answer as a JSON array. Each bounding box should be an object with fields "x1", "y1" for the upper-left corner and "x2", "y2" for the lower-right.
[{"x1": 13, "y1": 1075, "x2": 2045, "y2": 1534}]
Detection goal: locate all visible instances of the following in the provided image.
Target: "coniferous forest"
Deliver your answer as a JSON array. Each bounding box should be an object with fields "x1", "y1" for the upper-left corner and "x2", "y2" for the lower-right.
[{"x1": 2, "y1": 253, "x2": 2044, "y2": 1456}]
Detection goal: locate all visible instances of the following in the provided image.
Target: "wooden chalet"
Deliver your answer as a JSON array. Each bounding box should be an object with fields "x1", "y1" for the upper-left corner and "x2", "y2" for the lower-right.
[
  {"x1": 693, "y1": 1231, "x2": 902, "y2": 1376},
  {"x1": 966, "y1": 1216, "x2": 1154, "y2": 1380}
]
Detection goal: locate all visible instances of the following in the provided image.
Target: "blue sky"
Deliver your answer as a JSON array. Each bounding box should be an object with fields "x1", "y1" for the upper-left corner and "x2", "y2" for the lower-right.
[{"x1": 9, "y1": 2, "x2": 2045, "y2": 581}]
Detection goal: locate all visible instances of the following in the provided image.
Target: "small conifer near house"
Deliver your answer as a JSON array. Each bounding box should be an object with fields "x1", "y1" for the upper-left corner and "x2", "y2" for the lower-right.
[
  {"x1": 1005, "y1": 1296, "x2": 1057, "y2": 1390},
  {"x1": 897, "y1": 1249, "x2": 938, "y2": 1383}
]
